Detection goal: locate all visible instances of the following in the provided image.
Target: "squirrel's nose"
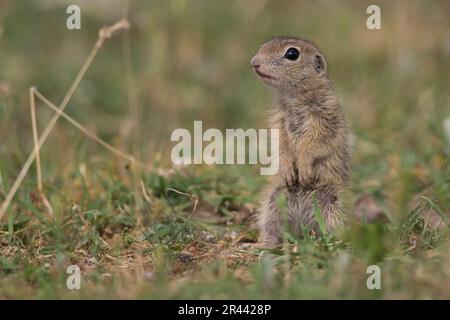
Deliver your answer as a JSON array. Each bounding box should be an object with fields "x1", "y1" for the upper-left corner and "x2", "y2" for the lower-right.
[{"x1": 251, "y1": 56, "x2": 261, "y2": 68}]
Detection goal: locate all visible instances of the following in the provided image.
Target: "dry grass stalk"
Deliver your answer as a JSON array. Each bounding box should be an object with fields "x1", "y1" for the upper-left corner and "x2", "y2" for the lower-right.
[
  {"x1": 33, "y1": 90, "x2": 152, "y2": 171},
  {"x1": 30, "y1": 87, "x2": 53, "y2": 217},
  {"x1": 167, "y1": 188, "x2": 200, "y2": 215},
  {"x1": 0, "y1": 20, "x2": 131, "y2": 222},
  {"x1": 121, "y1": 2, "x2": 144, "y2": 230}
]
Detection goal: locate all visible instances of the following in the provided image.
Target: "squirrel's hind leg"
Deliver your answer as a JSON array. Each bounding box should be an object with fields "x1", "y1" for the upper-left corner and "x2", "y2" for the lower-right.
[
  {"x1": 258, "y1": 184, "x2": 284, "y2": 247},
  {"x1": 315, "y1": 185, "x2": 344, "y2": 232},
  {"x1": 287, "y1": 185, "x2": 343, "y2": 235},
  {"x1": 287, "y1": 184, "x2": 314, "y2": 234}
]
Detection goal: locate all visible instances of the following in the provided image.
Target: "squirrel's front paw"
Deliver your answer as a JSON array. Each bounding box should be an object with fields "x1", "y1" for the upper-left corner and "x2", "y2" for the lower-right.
[
  {"x1": 280, "y1": 162, "x2": 298, "y2": 188},
  {"x1": 297, "y1": 164, "x2": 315, "y2": 187}
]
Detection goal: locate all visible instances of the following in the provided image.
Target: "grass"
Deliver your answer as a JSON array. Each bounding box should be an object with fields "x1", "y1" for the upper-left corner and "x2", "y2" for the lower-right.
[{"x1": 0, "y1": 0, "x2": 449, "y2": 299}]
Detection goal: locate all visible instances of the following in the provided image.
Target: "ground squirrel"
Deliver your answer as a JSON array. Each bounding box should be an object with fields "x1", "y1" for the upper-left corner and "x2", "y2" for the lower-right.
[{"x1": 251, "y1": 37, "x2": 350, "y2": 247}]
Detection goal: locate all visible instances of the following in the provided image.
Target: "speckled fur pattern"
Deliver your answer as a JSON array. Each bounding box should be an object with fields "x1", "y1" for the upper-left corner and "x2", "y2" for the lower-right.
[{"x1": 252, "y1": 37, "x2": 350, "y2": 247}]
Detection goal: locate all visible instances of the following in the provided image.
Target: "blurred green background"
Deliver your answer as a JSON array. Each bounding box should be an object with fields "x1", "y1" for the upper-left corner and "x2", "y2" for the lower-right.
[
  {"x1": 0, "y1": 0, "x2": 449, "y2": 299},
  {"x1": 1, "y1": 0, "x2": 448, "y2": 169}
]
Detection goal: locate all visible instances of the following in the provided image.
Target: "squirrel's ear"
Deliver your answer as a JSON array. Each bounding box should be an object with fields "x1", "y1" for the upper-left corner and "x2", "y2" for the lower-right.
[{"x1": 314, "y1": 54, "x2": 327, "y2": 73}]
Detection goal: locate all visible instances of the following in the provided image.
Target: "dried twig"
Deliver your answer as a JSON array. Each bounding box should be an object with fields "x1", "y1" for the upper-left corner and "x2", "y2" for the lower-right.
[
  {"x1": 0, "y1": 20, "x2": 130, "y2": 222},
  {"x1": 166, "y1": 188, "x2": 199, "y2": 215},
  {"x1": 140, "y1": 180, "x2": 153, "y2": 204},
  {"x1": 29, "y1": 88, "x2": 42, "y2": 192},
  {"x1": 30, "y1": 87, "x2": 53, "y2": 217},
  {"x1": 121, "y1": 6, "x2": 143, "y2": 230},
  {"x1": 33, "y1": 89, "x2": 152, "y2": 171}
]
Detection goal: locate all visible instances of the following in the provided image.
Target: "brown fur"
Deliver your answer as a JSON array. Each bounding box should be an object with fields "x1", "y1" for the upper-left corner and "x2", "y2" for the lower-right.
[{"x1": 251, "y1": 37, "x2": 350, "y2": 247}]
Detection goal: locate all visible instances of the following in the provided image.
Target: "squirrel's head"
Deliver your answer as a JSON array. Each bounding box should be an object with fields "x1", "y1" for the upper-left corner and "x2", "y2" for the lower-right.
[{"x1": 251, "y1": 37, "x2": 328, "y2": 91}]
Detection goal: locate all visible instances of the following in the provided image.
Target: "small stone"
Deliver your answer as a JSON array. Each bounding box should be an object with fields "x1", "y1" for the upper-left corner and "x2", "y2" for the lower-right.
[
  {"x1": 201, "y1": 231, "x2": 215, "y2": 242},
  {"x1": 225, "y1": 231, "x2": 239, "y2": 240}
]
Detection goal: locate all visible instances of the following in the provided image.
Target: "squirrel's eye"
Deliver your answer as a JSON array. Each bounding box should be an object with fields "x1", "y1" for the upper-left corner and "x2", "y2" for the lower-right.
[{"x1": 284, "y1": 47, "x2": 300, "y2": 61}]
